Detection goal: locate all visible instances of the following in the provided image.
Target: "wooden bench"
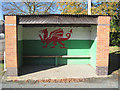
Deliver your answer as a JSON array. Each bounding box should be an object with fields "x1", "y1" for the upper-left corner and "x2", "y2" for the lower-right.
[{"x1": 23, "y1": 55, "x2": 91, "y2": 66}]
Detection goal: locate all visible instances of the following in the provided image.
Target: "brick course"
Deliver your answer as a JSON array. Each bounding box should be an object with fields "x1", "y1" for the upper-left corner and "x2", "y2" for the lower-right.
[
  {"x1": 5, "y1": 16, "x2": 18, "y2": 76},
  {"x1": 96, "y1": 16, "x2": 110, "y2": 75}
]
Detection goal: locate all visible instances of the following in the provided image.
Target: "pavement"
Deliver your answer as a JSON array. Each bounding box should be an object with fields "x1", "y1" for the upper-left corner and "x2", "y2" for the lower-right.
[
  {"x1": 1, "y1": 74, "x2": 119, "y2": 88},
  {"x1": 0, "y1": 65, "x2": 119, "y2": 88}
]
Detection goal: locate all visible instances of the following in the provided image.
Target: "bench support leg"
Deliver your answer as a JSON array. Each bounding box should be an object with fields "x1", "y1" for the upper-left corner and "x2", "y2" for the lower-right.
[{"x1": 55, "y1": 57, "x2": 58, "y2": 66}]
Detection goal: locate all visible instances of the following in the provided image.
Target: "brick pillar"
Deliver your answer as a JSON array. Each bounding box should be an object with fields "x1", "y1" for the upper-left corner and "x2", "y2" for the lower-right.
[
  {"x1": 5, "y1": 16, "x2": 18, "y2": 76},
  {"x1": 96, "y1": 16, "x2": 111, "y2": 75}
]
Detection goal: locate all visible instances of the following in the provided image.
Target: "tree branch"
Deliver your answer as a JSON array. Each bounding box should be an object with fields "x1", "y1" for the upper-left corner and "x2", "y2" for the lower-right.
[
  {"x1": 44, "y1": 2, "x2": 54, "y2": 13},
  {"x1": 9, "y1": 2, "x2": 26, "y2": 14}
]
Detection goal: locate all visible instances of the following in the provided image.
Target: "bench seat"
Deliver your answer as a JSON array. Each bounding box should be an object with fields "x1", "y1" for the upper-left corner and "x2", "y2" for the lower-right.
[
  {"x1": 23, "y1": 55, "x2": 91, "y2": 58},
  {"x1": 23, "y1": 55, "x2": 91, "y2": 66}
]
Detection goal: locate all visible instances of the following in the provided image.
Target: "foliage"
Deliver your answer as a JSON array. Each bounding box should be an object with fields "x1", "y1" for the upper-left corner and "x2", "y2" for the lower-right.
[
  {"x1": 91, "y1": 2, "x2": 118, "y2": 15},
  {"x1": 58, "y1": 2, "x2": 118, "y2": 15},
  {"x1": 110, "y1": 1, "x2": 120, "y2": 46},
  {"x1": 0, "y1": 63, "x2": 4, "y2": 69},
  {"x1": 57, "y1": 2, "x2": 88, "y2": 14},
  {"x1": 110, "y1": 32, "x2": 120, "y2": 46},
  {"x1": 110, "y1": 15, "x2": 120, "y2": 46},
  {"x1": 58, "y1": 2, "x2": 120, "y2": 46}
]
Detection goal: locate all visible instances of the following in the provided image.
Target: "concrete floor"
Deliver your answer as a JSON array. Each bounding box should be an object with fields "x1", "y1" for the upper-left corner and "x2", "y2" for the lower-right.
[{"x1": 17, "y1": 64, "x2": 97, "y2": 80}]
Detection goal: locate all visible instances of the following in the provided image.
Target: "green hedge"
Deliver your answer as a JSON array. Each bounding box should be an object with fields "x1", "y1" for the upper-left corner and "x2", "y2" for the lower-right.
[
  {"x1": 110, "y1": 15, "x2": 120, "y2": 47},
  {"x1": 110, "y1": 32, "x2": 120, "y2": 46}
]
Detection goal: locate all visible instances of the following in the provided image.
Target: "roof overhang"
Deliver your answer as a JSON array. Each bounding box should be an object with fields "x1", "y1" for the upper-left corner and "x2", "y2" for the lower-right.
[{"x1": 17, "y1": 15, "x2": 98, "y2": 25}]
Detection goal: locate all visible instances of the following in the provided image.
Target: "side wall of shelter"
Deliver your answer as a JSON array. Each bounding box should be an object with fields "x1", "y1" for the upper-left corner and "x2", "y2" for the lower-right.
[
  {"x1": 90, "y1": 25, "x2": 97, "y2": 68},
  {"x1": 18, "y1": 25, "x2": 23, "y2": 68}
]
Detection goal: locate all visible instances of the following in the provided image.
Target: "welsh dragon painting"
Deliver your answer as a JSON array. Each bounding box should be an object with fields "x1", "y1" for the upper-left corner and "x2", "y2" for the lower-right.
[{"x1": 39, "y1": 28, "x2": 72, "y2": 48}]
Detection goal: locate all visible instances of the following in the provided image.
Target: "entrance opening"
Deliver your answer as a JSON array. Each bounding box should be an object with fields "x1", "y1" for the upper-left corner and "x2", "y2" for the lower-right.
[{"x1": 17, "y1": 25, "x2": 97, "y2": 76}]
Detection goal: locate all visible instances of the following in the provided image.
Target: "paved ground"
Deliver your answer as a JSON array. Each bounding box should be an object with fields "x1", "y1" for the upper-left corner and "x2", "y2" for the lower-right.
[
  {"x1": 1, "y1": 65, "x2": 119, "y2": 88},
  {"x1": 16, "y1": 65, "x2": 97, "y2": 80},
  {"x1": 1, "y1": 74, "x2": 119, "y2": 88}
]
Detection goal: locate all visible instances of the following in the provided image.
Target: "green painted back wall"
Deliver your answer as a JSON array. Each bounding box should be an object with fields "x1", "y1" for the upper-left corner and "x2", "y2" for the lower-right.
[{"x1": 23, "y1": 40, "x2": 91, "y2": 65}]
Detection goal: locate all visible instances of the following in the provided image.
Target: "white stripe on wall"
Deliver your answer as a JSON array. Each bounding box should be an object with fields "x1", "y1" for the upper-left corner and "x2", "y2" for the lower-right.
[{"x1": 18, "y1": 26, "x2": 97, "y2": 40}]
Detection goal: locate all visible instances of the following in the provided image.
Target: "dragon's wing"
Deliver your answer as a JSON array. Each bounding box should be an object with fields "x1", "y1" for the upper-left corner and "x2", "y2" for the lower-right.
[{"x1": 49, "y1": 28, "x2": 64, "y2": 38}]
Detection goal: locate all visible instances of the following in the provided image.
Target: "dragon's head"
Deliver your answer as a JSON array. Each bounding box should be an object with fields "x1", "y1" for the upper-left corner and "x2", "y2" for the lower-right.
[
  {"x1": 39, "y1": 28, "x2": 48, "y2": 39},
  {"x1": 69, "y1": 29, "x2": 72, "y2": 33}
]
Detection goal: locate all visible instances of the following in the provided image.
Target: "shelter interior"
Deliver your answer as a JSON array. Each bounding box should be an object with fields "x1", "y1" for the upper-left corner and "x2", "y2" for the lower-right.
[
  {"x1": 16, "y1": 15, "x2": 98, "y2": 75},
  {"x1": 18, "y1": 25, "x2": 97, "y2": 74}
]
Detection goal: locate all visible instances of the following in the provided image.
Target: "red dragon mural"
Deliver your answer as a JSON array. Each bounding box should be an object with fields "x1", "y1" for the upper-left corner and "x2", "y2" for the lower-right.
[{"x1": 39, "y1": 28, "x2": 72, "y2": 48}]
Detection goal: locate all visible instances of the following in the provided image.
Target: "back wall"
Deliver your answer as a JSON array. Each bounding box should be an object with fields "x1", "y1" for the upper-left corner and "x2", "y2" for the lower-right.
[{"x1": 18, "y1": 26, "x2": 97, "y2": 66}]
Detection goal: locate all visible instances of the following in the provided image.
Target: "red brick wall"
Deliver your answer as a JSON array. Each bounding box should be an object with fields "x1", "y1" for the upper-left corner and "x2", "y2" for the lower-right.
[
  {"x1": 96, "y1": 16, "x2": 111, "y2": 75},
  {"x1": 5, "y1": 16, "x2": 18, "y2": 76}
]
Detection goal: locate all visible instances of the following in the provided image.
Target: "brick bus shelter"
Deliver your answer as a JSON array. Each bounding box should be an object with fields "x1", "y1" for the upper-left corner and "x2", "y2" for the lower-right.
[{"x1": 4, "y1": 14, "x2": 110, "y2": 76}]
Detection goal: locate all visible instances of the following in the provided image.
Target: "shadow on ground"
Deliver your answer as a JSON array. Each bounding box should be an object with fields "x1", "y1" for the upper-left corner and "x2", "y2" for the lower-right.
[
  {"x1": 108, "y1": 51, "x2": 120, "y2": 74},
  {"x1": 19, "y1": 51, "x2": 120, "y2": 76},
  {"x1": 18, "y1": 64, "x2": 66, "y2": 76}
]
